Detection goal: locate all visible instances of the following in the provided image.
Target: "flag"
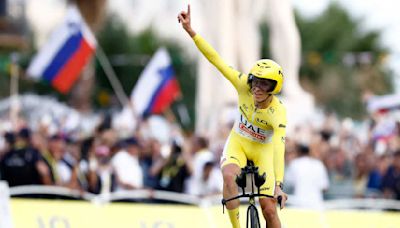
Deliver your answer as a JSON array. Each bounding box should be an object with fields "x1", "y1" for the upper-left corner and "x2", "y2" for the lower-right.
[
  {"x1": 131, "y1": 48, "x2": 181, "y2": 116},
  {"x1": 366, "y1": 93, "x2": 400, "y2": 113},
  {"x1": 27, "y1": 5, "x2": 96, "y2": 94}
]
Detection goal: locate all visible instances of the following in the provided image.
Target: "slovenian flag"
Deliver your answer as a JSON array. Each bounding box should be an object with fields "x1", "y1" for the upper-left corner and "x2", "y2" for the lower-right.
[
  {"x1": 131, "y1": 48, "x2": 181, "y2": 116},
  {"x1": 27, "y1": 5, "x2": 96, "y2": 94}
]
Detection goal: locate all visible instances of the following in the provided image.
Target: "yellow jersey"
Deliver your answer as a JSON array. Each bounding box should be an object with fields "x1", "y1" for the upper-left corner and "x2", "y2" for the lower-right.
[{"x1": 193, "y1": 34, "x2": 287, "y2": 188}]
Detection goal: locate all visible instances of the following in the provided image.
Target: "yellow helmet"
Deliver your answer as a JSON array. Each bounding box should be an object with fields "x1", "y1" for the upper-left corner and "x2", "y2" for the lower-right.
[{"x1": 248, "y1": 59, "x2": 284, "y2": 94}]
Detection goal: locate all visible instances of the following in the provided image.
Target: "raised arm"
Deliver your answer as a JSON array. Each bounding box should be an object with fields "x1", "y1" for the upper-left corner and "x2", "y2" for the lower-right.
[
  {"x1": 178, "y1": 5, "x2": 244, "y2": 90},
  {"x1": 178, "y1": 4, "x2": 196, "y2": 38}
]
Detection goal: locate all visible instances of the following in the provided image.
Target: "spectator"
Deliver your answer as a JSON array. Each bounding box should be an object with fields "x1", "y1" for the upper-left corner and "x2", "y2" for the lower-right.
[
  {"x1": 186, "y1": 136, "x2": 215, "y2": 195},
  {"x1": 285, "y1": 144, "x2": 329, "y2": 209},
  {"x1": 366, "y1": 154, "x2": 390, "y2": 197},
  {"x1": 87, "y1": 143, "x2": 116, "y2": 195},
  {"x1": 140, "y1": 138, "x2": 161, "y2": 189},
  {"x1": 64, "y1": 137, "x2": 86, "y2": 190},
  {"x1": 83, "y1": 137, "x2": 116, "y2": 194},
  {"x1": 313, "y1": 129, "x2": 332, "y2": 160},
  {"x1": 0, "y1": 128, "x2": 52, "y2": 186},
  {"x1": 324, "y1": 147, "x2": 354, "y2": 199},
  {"x1": 42, "y1": 134, "x2": 79, "y2": 188},
  {"x1": 111, "y1": 137, "x2": 143, "y2": 191},
  {"x1": 381, "y1": 150, "x2": 400, "y2": 200},
  {"x1": 0, "y1": 132, "x2": 15, "y2": 179},
  {"x1": 353, "y1": 152, "x2": 372, "y2": 198},
  {"x1": 154, "y1": 140, "x2": 191, "y2": 193},
  {"x1": 0, "y1": 132, "x2": 15, "y2": 161},
  {"x1": 190, "y1": 161, "x2": 223, "y2": 197},
  {"x1": 78, "y1": 136, "x2": 95, "y2": 192}
]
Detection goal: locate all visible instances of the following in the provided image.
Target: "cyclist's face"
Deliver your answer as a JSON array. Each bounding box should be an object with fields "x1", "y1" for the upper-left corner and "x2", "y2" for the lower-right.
[{"x1": 251, "y1": 77, "x2": 275, "y2": 93}]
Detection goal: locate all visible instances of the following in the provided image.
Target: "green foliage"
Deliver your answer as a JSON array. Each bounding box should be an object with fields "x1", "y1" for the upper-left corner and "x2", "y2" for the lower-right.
[
  {"x1": 0, "y1": 29, "x2": 67, "y2": 101},
  {"x1": 96, "y1": 15, "x2": 196, "y2": 129},
  {"x1": 260, "y1": 3, "x2": 393, "y2": 119},
  {"x1": 0, "y1": 14, "x2": 196, "y2": 129}
]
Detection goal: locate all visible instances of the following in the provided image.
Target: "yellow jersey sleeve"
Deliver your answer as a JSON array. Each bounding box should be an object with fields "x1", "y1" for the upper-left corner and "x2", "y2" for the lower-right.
[
  {"x1": 272, "y1": 103, "x2": 287, "y2": 183},
  {"x1": 193, "y1": 34, "x2": 245, "y2": 90}
]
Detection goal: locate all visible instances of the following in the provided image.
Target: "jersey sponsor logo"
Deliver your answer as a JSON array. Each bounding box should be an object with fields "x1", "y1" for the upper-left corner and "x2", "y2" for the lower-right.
[
  {"x1": 268, "y1": 107, "x2": 275, "y2": 114},
  {"x1": 242, "y1": 104, "x2": 249, "y2": 111},
  {"x1": 239, "y1": 123, "x2": 266, "y2": 141},
  {"x1": 259, "y1": 187, "x2": 270, "y2": 191},
  {"x1": 236, "y1": 114, "x2": 273, "y2": 144},
  {"x1": 256, "y1": 117, "x2": 268, "y2": 125}
]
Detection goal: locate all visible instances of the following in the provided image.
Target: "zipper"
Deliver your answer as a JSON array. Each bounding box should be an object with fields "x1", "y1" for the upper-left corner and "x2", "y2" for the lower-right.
[{"x1": 252, "y1": 107, "x2": 257, "y2": 123}]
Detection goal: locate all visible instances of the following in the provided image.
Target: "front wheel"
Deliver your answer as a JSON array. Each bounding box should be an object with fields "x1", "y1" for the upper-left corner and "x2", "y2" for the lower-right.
[{"x1": 247, "y1": 205, "x2": 260, "y2": 228}]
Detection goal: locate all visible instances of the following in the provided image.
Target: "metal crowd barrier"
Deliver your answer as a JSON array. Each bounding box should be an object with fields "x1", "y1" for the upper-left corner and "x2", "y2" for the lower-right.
[{"x1": 8, "y1": 185, "x2": 400, "y2": 210}]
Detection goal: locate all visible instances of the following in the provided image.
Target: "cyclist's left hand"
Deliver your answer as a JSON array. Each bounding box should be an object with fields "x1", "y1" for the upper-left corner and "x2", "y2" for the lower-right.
[{"x1": 274, "y1": 186, "x2": 288, "y2": 209}]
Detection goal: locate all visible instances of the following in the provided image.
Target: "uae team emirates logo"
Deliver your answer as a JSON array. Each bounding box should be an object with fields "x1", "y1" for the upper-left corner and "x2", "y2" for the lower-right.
[{"x1": 236, "y1": 114, "x2": 272, "y2": 143}]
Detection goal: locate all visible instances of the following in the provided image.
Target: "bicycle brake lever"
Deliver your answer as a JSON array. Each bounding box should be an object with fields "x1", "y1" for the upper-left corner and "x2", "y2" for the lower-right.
[{"x1": 277, "y1": 196, "x2": 283, "y2": 210}]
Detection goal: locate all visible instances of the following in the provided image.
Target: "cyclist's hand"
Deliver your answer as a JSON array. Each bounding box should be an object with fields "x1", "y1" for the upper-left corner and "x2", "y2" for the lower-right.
[
  {"x1": 178, "y1": 4, "x2": 196, "y2": 37},
  {"x1": 274, "y1": 186, "x2": 288, "y2": 210}
]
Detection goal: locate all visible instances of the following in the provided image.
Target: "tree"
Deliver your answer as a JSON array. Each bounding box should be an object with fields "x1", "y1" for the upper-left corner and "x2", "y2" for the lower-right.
[
  {"x1": 260, "y1": 3, "x2": 393, "y2": 119},
  {"x1": 95, "y1": 15, "x2": 196, "y2": 129}
]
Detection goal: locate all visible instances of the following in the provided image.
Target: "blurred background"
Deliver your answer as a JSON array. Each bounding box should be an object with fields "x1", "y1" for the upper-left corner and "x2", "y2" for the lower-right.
[{"x1": 0, "y1": 0, "x2": 400, "y2": 227}]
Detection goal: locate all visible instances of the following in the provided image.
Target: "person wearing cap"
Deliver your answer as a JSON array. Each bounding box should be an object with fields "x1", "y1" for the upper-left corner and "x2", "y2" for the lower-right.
[
  {"x1": 0, "y1": 128, "x2": 52, "y2": 186},
  {"x1": 0, "y1": 132, "x2": 15, "y2": 161}
]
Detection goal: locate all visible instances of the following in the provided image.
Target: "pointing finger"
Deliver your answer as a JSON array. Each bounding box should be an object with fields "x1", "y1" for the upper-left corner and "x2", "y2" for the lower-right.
[
  {"x1": 178, "y1": 15, "x2": 183, "y2": 23},
  {"x1": 181, "y1": 12, "x2": 188, "y2": 19}
]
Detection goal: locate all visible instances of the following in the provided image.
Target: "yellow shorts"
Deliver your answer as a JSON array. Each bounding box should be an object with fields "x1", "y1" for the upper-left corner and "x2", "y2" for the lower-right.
[{"x1": 220, "y1": 132, "x2": 276, "y2": 196}]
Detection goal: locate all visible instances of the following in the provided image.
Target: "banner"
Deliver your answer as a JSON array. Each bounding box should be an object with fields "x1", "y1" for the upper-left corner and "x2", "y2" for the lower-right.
[
  {"x1": 27, "y1": 5, "x2": 96, "y2": 94},
  {"x1": 131, "y1": 48, "x2": 181, "y2": 116},
  {"x1": 10, "y1": 198, "x2": 400, "y2": 228}
]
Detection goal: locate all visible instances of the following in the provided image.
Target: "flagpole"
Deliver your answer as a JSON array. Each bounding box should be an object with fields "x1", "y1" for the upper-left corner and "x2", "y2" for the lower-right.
[
  {"x1": 94, "y1": 46, "x2": 130, "y2": 106},
  {"x1": 9, "y1": 53, "x2": 20, "y2": 129},
  {"x1": 176, "y1": 101, "x2": 191, "y2": 127}
]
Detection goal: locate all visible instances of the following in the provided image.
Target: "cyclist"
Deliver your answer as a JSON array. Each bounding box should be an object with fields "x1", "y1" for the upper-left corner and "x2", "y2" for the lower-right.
[{"x1": 178, "y1": 5, "x2": 288, "y2": 228}]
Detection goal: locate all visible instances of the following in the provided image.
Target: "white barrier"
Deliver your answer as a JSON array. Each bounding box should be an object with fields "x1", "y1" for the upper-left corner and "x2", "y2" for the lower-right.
[
  {"x1": 324, "y1": 198, "x2": 400, "y2": 210},
  {"x1": 9, "y1": 185, "x2": 96, "y2": 201},
  {"x1": 8, "y1": 185, "x2": 400, "y2": 211},
  {"x1": 0, "y1": 181, "x2": 13, "y2": 228}
]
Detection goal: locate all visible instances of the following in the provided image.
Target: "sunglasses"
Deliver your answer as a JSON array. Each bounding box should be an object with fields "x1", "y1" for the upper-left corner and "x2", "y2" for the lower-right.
[{"x1": 250, "y1": 76, "x2": 276, "y2": 92}]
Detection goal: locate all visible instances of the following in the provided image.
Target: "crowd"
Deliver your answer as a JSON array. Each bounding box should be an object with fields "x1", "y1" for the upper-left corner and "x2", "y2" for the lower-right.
[
  {"x1": 0, "y1": 109, "x2": 399, "y2": 207},
  {"x1": 0, "y1": 115, "x2": 223, "y2": 198},
  {"x1": 284, "y1": 111, "x2": 400, "y2": 208}
]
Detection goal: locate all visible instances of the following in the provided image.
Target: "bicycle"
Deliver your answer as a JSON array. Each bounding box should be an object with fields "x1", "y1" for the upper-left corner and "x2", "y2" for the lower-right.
[{"x1": 222, "y1": 161, "x2": 282, "y2": 228}]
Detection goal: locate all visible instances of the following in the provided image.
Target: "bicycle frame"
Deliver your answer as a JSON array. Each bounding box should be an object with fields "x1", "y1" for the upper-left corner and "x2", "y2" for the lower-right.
[{"x1": 222, "y1": 162, "x2": 275, "y2": 228}]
